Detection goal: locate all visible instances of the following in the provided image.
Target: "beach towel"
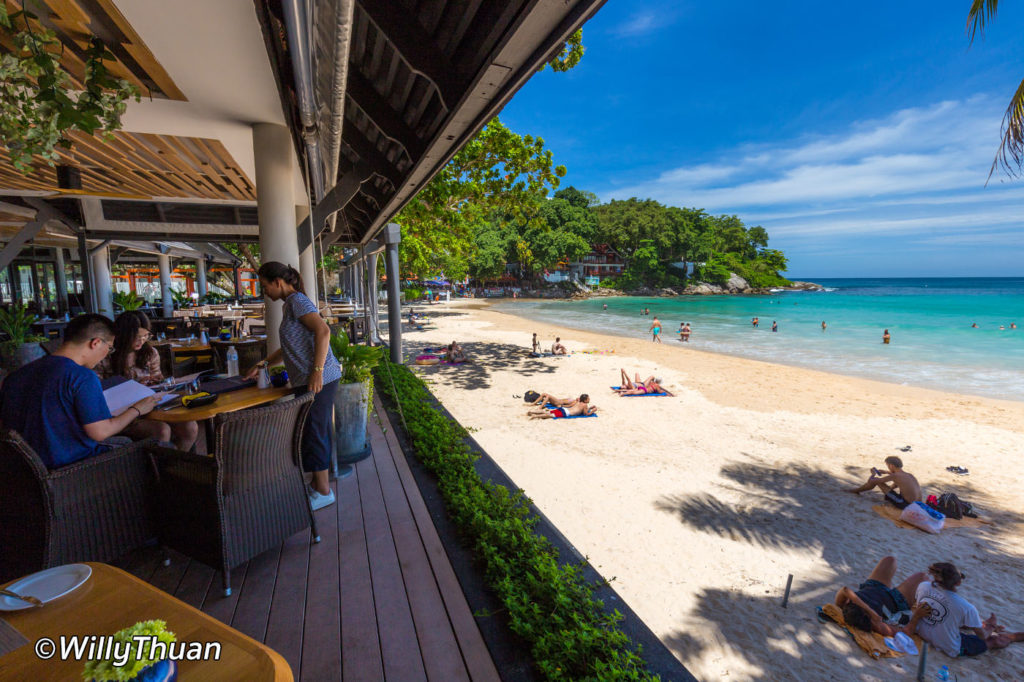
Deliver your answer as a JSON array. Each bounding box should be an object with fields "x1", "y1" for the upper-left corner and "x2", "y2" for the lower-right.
[
  {"x1": 817, "y1": 603, "x2": 922, "y2": 659},
  {"x1": 610, "y1": 386, "x2": 670, "y2": 396},
  {"x1": 872, "y1": 504, "x2": 992, "y2": 531}
]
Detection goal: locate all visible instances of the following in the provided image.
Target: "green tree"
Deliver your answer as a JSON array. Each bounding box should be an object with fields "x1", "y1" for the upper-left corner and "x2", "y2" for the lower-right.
[
  {"x1": 967, "y1": 1, "x2": 1024, "y2": 179},
  {"x1": 395, "y1": 118, "x2": 566, "y2": 280}
]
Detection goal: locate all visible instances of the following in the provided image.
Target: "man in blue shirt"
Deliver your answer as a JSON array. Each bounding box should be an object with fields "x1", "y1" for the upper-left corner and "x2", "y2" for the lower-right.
[{"x1": 0, "y1": 314, "x2": 159, "y2": 468}]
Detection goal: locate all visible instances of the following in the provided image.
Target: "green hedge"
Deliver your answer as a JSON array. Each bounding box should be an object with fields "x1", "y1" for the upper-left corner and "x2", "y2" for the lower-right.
[{"x1": 375, "y1": 359, "x2": 658, "y2": 681}]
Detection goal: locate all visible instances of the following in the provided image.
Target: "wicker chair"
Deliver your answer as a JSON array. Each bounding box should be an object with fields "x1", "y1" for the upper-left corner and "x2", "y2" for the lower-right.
[
  {"x1": 248, "y1": 324, "x2": 266, "y2": 336},
  {"x1": 0, "y1": 430, "x2": 158, "y2": 583},
  {"x1": 152, "y1": 393, "x2": 317, "y2": 596},
  {"x1": 209, "y1": 339, "x2": 266, "y2": 374}
]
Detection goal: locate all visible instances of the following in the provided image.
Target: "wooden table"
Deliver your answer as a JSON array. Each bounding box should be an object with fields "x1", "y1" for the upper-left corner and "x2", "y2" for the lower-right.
[
  {"x1": 149, "y1": 384, "x2": 294, "y2": 423},
  {"x1": 0, "y1": 563, "x2": 291, "y2": 680}
]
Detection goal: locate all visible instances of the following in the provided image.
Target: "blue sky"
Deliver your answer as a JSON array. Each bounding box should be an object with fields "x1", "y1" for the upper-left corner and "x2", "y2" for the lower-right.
[{"x1": 499, "y1": 1, "x2": 1024, "y2": 278}]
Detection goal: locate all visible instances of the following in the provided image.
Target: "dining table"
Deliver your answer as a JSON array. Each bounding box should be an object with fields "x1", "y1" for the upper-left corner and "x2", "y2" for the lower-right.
[
  {"x1": 0, "y1": 562, "x2": 292, "y2": 680},
  {"x1": 148, "y1": 382, "x2": 296, "y2": 446}
]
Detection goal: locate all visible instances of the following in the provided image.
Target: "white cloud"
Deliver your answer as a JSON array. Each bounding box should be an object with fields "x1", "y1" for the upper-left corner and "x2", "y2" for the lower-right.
[
  {"x1": 613, "y1": 12, "x2": 661, "y2": 38},
  {"x1": 605, "y1": 96, "x2": 1023, "y2": 242}
]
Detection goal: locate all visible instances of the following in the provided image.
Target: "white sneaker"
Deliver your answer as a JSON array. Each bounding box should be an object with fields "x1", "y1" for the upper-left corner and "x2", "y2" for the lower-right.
[{"x1": 308, "y1": 488, "x2": 336, "y2": 511}]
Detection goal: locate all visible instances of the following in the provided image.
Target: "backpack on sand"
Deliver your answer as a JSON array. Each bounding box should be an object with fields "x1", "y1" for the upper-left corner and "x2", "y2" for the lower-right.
[{"x1": 935, "y1": 492, "x2": 976, "y2": 520}]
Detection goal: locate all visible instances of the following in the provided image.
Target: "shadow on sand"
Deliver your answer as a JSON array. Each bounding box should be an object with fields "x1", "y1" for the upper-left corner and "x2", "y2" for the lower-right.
[{"x1": 654, "y1": 456, "x2": 1024, "y2": 679}]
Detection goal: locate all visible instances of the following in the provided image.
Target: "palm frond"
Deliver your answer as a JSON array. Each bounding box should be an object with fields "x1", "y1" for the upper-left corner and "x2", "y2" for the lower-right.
[
  {"x1": 988, "y1": 78, "x2": 1024, "y2": 183},
  {"x1": 967, "y1": 0, "x2": 999, "y2": 44}
]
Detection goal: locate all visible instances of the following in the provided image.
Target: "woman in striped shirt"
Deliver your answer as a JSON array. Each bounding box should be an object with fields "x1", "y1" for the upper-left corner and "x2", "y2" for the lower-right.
[{"x1": 247, "y1": 262, "x2": 342, "y2": 511}]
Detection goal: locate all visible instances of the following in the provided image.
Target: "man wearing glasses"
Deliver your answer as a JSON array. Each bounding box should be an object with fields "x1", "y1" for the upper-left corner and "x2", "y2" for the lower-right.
[{"x1": 0, "y1": 314, "x2": 158, "y2": 469}]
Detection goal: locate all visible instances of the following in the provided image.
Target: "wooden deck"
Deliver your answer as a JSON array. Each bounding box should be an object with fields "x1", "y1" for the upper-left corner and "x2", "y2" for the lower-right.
[{"x1": 119, "y1": 406, "x2": 500, "y2": 681}]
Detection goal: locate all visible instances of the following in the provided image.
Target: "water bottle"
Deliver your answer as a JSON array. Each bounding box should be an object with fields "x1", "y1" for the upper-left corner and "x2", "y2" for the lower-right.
[
  {"x1": 257, "y1": 365, "x2": 271, "y2": 389},
  {"x1": 226, "y1": 345, "x2": 239, "y2": 377},
  {"x1": 936, "y1": 665, "x2": 950, "y2": 681},
  {"x1": 199, "y1": 330, "x2": 209, "y2": 345}
]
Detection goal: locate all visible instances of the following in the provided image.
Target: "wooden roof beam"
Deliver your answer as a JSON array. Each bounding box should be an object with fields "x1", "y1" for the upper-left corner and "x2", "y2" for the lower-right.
[
  {"x1": 346, "y1": 69, "x2": 427, "y2": 162},
  {"x1": 356, "y1": 0, "x2": 466, "y2": 110}
]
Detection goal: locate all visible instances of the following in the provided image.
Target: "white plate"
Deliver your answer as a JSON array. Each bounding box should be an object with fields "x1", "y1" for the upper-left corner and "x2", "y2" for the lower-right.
[{"x1": 0, "y1": 564, "x2": 92, "y2": 611}]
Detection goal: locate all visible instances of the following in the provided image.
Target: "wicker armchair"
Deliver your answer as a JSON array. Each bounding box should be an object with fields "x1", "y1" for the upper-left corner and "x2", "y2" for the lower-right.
[
  {"x1": 153, "y1": 342, "x2": 197, "y2": 378},
  {"x1": 0, "y1": 430, "x2": 158, "y2": 583},
  {"x1": 152, "y1": 393, "x2": 317, "y2": 596}
]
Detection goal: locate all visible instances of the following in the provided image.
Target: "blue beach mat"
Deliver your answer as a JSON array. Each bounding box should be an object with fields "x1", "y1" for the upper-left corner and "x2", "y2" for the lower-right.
[
  {"x1": 610, "y1": 386, "x2": 670, "y2": 397},
  {"x1": 554, "y1": 413, "x2": 597, "y2": 419}
]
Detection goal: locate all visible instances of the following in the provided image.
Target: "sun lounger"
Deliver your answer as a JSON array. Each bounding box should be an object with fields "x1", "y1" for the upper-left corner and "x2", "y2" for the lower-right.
[{"x1": 610, "y1": 386, "x2": 670, "y2": 396}]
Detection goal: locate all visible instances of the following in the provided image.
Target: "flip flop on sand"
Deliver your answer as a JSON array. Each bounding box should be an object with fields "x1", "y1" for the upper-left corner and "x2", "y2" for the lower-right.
[
  {"x1": 946, "y1": 465, "x2": 969, "y2": 475},
  {"x1": 898, "y1": 445, "x2": 912, "y2": 452}
]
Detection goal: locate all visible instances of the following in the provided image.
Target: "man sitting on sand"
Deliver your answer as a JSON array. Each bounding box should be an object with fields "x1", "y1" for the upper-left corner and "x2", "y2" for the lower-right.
[
  {"x1": 834, "y1": 555, "x2": 932, "y2": 637},
  {"x1": 528, "y1": 394, "x2": 597, "y2": 419},
  {"x1": 845, "y1": 455, "x2": 921, "y2": 508},
  {"x1": 914, "y1": 561, "x2": 1024, "y2": 658},
  {"x1": 551, "y1": 337, "x2": 568, "y2": 355},
  {"x1": 615, "y1": 369, "x2": 670, "y2": 396}
]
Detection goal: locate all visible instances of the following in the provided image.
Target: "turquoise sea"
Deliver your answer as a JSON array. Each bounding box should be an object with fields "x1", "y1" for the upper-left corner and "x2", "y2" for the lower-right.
[{"x1": 493, "y1": 278, "x2": 1024, "y2": 402}]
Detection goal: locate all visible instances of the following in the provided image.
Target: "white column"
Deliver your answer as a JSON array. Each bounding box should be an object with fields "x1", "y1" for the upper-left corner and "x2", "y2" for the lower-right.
[
  {"x1": 366, "y1": 251, "x2": 380, "y2": 343},
  {"x1": 253, "y1": 123, "x2": 300, "y2": 354},
  {"x1": 158, "y1": 253, "x2": 173, "y2": 317},
  {"x1": 383, "y1": 223, "x2": 402, "y2": 363},
  {"x1": 54, "y1": 247, "x2": 69, "y2": 313},
  {"x1": 91, "y1": 245, "x2": 113, "y2": 319},
  {"x1": 195, "y1": 258, "x2": 207, "y2": 297},
  {"x1": 296, "y1": 205, "x2": 318, "y2": 304}
]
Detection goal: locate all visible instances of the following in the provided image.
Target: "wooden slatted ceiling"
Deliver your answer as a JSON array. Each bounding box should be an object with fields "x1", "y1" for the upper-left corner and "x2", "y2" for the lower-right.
[
  {"x1": 0, "y1": 132, "x2": 256, "y2": 201},
  {"x1": 0, "y1": 0, "x2": 185, "y2": 100}
]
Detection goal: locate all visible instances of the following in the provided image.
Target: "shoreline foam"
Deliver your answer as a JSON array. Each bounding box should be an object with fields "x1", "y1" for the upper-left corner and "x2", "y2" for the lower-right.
[{"x1": 404, "y1": 298, "x2": 1024, "y2": 681}]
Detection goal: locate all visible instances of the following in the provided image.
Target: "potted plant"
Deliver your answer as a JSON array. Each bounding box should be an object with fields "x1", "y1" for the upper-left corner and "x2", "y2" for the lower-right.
[
  {"x1": 113, "y1": 291, "x2": 145, "y2": 312},
  {"x1": 0, "y1": 304, "x2": 45, "y2": 370},
  {"x1": 169, "y1": 289, "x2": 194, "y2": 309},
  {"x1": 329, "y1": 331, "x2": 382, "y2": 475},
  {"x1": 82, "y1": 619, "x2": 177, "y2": 682}
]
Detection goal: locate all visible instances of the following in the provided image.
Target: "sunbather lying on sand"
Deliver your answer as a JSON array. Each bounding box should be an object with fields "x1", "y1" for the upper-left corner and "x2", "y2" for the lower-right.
[
  {"x1": 528, "y1": 394, "x2": 596, "y2": 419},
  {"x1": 529, "y1": 393, "x2": 580, "y2": 407},
  {"x1": 845, "y1": 456, "x2": 921, "y2": 508},
  {"x1": 615, "y1": 369, "x2": 669, "y2": 395},
  {"x1": 834, "y1": 555, "x2": 931, "y2": 637}
]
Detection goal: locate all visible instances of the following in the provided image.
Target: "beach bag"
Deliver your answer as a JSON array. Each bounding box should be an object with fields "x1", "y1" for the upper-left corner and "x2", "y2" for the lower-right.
[
  {"x1": 900, "y1": 501, "x2": 945, "y2": 534},
  {"x1": 524, "y1": 390, "x2": 540, "y2": 403},
  {"x1": 935, "y1": 492, "x2": 976, "y2": 519}
]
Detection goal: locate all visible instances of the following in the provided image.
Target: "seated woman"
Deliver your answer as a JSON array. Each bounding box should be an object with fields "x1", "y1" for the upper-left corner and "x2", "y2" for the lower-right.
[
  {"x1": 616, "y1": 369, "x2": 669, "y2": 395},
  {"x1": 445, "y1": 341, "x2": 467, "y2": 363},
  {"x1": 95, "y1": 311, "x2": 199, "y2": 451},
  {"x1": 914, "y1": 562, "x2": 1024, "y2": 658},
  {"x1": 834, "y1": 555, "x2": 930, "y2": 637}
]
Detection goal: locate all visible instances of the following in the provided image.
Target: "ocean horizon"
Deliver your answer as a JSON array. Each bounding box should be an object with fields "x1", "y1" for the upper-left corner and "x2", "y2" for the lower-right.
[{"x1": 492, "y1": 276, "x2": 1024, "y2": 403}]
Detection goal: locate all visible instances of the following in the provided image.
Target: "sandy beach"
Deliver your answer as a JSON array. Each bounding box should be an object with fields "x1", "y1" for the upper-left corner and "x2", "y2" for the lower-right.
[{"x1": 400, "y1": 298, "x2": 1024, "y2": 681}]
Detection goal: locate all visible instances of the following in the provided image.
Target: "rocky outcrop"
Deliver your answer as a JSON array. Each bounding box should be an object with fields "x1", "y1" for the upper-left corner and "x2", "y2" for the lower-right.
[{"x1": 782, "y1": 280, "x2": 824, "y2": 291}]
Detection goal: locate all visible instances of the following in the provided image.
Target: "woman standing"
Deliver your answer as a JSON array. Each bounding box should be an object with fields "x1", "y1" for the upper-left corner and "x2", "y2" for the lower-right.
[
  {"x1": 247, "y1": 262, "x2": 341, "y2": 510},
  {"x1": 96, "y1": 311, "x2": 199, "y2": 451}
]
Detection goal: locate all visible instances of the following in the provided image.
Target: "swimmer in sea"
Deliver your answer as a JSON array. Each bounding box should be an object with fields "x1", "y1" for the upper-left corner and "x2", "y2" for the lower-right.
[
  {"x1": 771, "y1": 321, "x2": 778, "y2": 332},
  {"x1": 603, "y1": 304, "x2": 608, "y2": 310},
  {"x1": 752, "y1": 316, "x2": 759, "y2": 328},
  {"x1": 883, "y1": 329, "x2": 891, "y2": 344},
  {"x1": 679, "y1": 322, "x2": 691, "y2": 342},
  {"x1": 971, "y1": 323, "x2": 978, "y2": 328},
  {"x1": 822, "y1": 321, "x2": 827, "y2": 332},
  {"x1": 649, "y1": 316, "x2": 662, "y2": 343}
]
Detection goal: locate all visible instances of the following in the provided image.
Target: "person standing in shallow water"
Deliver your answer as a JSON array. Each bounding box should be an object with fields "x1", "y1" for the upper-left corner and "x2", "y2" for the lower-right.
[
  {"x1": 752, "y1": 317, "x2": 759, "y2": 328},
  {"x1": 822, "y1": 321, "x2": 827, "y2": 332},
  {"x1": 649, "y1": 316, "x2": 662, "y2": 343},
  {"x1": 771, "y1": 321, "x2": 778, "y2": 332},
  {"x1": 883, "y1": 329, "x2": 891, "y2": 344}
]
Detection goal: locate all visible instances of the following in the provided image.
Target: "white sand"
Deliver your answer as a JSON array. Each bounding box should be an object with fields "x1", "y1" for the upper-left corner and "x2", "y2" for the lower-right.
[{"x1": 400, "y1": 299, "x2": 1024, "y2": 681}]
